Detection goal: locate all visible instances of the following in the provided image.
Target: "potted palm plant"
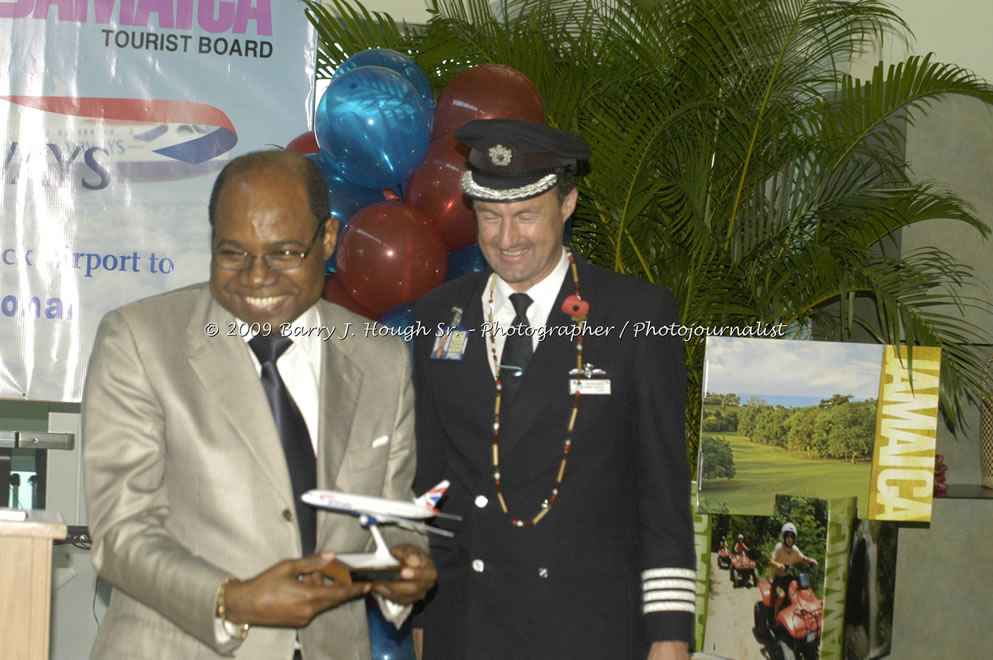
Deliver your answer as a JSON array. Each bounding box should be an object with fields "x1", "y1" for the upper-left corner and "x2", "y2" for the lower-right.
[{"x1": 305, "y1": 0, "x2": 993, "y2": 463}]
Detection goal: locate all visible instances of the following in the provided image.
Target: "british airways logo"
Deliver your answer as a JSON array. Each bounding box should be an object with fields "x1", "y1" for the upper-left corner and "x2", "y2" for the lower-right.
[{"x1": 2, "y1": 96, "x2": 237, "y2": 188}]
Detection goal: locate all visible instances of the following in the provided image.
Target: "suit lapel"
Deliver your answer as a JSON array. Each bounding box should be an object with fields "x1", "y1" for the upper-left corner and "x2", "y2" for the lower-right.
[
  {"x1": 424, "y1": 273, "x2": 499, "y2": 459},
  {"x1": 462, "y1": 273, "x2": 496, "y2": 382},
  {"x1": 185, "y1": 290, "x2": 294, "y2": 506}
]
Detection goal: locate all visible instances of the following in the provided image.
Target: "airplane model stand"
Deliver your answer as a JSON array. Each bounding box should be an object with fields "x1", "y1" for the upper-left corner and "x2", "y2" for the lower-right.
[{"x1": 321, "y1": 515, "x2": 402, "y2": 584}]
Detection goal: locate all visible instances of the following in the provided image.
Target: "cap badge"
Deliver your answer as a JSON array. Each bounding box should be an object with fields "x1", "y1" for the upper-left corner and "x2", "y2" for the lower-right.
[{"x1": 488, "y1": 144, "x2": 512, "y2": 167}]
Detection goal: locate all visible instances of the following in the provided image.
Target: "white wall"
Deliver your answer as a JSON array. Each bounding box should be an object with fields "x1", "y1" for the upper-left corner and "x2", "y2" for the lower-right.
[
  {"x1": 883, "y1": 0, "x2": 993, "y2": 79},
  {"x1": 322, "y1": 0, "x2": 432, "y2": 22}
]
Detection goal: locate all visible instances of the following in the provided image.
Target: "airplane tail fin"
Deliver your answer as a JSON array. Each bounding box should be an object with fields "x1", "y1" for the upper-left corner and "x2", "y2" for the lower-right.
[{"x1": 414, "y1": 480, "x2": 450, "y2": 513}]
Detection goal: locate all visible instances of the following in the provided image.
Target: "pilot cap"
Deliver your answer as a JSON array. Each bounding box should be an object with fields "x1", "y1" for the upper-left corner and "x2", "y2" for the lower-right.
[{"x1": 456, "y1": 119, "x2": 591, "y2": 202}]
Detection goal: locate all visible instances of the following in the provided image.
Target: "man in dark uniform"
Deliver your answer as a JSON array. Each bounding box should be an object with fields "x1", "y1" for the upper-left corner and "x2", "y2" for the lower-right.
[{"x1": 412, "y1": 119, "x2": 696, "y2": 659}]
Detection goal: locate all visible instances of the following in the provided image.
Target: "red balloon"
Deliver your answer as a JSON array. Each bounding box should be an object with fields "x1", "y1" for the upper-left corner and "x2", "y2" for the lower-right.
[
  {"x1": 404, "y1": 135, "x2": 476, "y2": 251},
  {"x1": 322, "y1": 274, "x2": 376, "y2": 319},
  {"x1": 382, "y1": 188, "x2": 401, "y2": 201},
  {"x1": 285, "y1": 130, "x2": 320, "y2": 155},
  {"x1": 431, "y1": 64, "x2": 544, "y2": 140},
  {"x1": 336, "y1": 201, "x2": 448, "y2": 316}
]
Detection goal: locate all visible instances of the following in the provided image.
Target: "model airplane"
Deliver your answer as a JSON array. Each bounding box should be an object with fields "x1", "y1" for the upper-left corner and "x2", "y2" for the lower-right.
[{"x1": 301, "y1": 481, "x2": 458, "y2": 570}]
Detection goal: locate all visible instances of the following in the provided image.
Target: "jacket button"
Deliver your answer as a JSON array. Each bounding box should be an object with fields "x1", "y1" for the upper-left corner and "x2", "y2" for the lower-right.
[
  {"x1": 282, "y1": 509, "x2": 293, "y2": 521},
  {"x1": 538, "y1": 567, "x2": 549, "y2": 578},
  {"x1": 472, "y1": 559, "x2": 485, "y2": 573},
  {"x1": 474, "y1": 495, "x2": 488, "y2": 508}
]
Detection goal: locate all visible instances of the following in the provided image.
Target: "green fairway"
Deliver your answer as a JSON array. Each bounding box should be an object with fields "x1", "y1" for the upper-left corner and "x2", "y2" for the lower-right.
[{"x1": 698, "y1": 432, "x2": 872, "y2": 516}]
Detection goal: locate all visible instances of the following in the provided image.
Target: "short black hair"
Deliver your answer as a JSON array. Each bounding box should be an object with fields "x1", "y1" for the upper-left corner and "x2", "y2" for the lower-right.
[
  {"x1": 554, "y1": 167, "x2": 578, "y2": 202},
  {"x1": 208, "y1": 150, "x2": 329, "y2": 227}
]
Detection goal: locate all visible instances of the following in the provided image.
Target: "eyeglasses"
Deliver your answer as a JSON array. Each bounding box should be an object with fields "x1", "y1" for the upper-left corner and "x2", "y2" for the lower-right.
[{"x1": 213, "y1": 222, "x2": 325, "y2": 272}]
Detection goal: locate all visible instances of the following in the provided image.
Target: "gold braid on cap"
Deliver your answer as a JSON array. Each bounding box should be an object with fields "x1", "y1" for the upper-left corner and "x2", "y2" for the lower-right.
[{"x1": 461, "y1": 171, "x2": 558, "y2": 201}]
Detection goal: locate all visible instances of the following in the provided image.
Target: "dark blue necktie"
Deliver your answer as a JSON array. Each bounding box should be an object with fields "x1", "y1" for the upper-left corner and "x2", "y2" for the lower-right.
[
  {"x1": 500, "y1": 293, "x2": 534, "y2": 409},
  {"x1": 249, "y1": 334, "x2": 317, "y2": 556}
]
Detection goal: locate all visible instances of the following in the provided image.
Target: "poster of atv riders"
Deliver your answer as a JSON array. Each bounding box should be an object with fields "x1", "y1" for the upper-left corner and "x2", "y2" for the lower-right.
[
  {"x1": 700, "y1": 496, "x2": 859, "y2": 660},
  {"x1": 696, "y1": 337, "x2": 941, "y2": 522}
]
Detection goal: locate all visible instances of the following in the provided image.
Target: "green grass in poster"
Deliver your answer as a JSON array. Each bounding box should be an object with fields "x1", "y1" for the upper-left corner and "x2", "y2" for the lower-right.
[{"x1": 699, "y1": 432, "x2": 872, "y2": 516}]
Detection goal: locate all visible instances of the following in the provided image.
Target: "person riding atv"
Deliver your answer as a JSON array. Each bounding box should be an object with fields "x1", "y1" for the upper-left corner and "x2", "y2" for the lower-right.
[
  {"x1": 734, "y1": 533, "x2": 749, "y2": 557},
  {"x1": 769, "y1": 522, "x2": 818, "y2": 621},
  {"x1": 718, "y1": 539, "x2": 731, "y2": 569}
]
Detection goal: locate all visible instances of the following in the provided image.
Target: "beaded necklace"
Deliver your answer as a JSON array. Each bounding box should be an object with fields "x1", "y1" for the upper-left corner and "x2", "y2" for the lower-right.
[{"x1": 486, "y1": 250, "x2": 585, "y2": 527}]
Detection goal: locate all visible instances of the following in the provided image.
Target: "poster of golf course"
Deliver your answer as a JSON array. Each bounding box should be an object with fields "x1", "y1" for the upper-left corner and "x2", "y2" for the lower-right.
[{"x1": 696, "y1": 337, "x2": 941, "y2": 521}]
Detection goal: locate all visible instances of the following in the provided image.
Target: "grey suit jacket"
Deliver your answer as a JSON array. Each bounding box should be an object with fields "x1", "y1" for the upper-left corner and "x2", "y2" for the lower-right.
[{"x1": 83, "y1": 283, "x2": 423, "y2": 660}]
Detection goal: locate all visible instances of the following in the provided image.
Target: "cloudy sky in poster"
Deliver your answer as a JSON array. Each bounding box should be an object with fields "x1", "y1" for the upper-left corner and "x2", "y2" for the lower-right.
[{"x1": 704, "y1": 337, "x2": 884, "y2": 405}]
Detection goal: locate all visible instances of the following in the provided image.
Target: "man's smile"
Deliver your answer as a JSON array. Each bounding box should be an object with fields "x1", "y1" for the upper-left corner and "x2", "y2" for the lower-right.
[{"x1": 242, "y1": 294, "x2": 287, "y2": 310}]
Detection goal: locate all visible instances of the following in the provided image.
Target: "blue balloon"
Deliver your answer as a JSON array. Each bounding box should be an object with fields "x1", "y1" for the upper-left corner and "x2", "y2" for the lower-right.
[
  {"x1": 315, "y1": 66, "x2": 431, "y2": 190},
  {"x1": 367, "y1": 597, "x2": 415, "y2": 660},
  {"x1": 334, "y1": 48, "x2": 435, "y2": 125},
  {"x1": 305, "y1": 153, "x2": 384, "y2": 272},
  {"x1": 446, "y1": 243, "x2": 488, "y2": 281}
]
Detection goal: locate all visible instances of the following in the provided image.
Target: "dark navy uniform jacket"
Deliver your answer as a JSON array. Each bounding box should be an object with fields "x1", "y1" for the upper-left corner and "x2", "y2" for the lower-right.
[{"x1": 412, "y1": 254, "x2": 696, "y2": 660}]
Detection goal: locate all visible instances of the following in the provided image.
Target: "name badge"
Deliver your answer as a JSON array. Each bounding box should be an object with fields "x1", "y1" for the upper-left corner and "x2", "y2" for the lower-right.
[
  {"x1": 431, "y1": 326, "x2": 469, "y2": 361},
  {"x1": 569, "y1": 378, "x2": 611, "y2": 395}
]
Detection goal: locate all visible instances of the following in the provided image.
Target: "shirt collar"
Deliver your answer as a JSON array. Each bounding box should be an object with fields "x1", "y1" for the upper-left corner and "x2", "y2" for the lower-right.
[
  {"x1": 491, "y1": 247, "x2": 570, "y2": 324},
  {"x1": 239, "y1": 304, "x2": 323, "y2": 367},
  {"x1": 284, "y1": 305, "x2": 323, "y2": 368}
]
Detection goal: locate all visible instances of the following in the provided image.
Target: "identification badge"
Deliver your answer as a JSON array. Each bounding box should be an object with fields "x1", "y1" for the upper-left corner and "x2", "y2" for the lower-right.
[
  {"x1": 432, "y1": 326, "x2": 469, "y2": 360},
  {"x1": 569, "y1": 378, "x2": 611, "y2": 395},
  {"x1": 431, "y1": 306, "x2": 469, "y2": 360}
]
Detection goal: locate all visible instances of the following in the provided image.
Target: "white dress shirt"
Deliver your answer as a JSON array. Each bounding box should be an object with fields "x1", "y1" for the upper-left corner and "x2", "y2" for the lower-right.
[{"x1": 482, "y1": 247, "x2": 570, "y2": 379}]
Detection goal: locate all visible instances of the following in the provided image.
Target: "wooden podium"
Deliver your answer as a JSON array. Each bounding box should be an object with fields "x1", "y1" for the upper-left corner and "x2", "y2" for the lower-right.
[{"x1": 0, "y1": 510, "x2": 67, "y2": 660}]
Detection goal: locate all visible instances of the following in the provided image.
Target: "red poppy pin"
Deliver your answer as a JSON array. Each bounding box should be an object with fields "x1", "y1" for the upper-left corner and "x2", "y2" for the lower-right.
[{"x1": 561, "y1": 294, "x2": 589, "y2": 322}]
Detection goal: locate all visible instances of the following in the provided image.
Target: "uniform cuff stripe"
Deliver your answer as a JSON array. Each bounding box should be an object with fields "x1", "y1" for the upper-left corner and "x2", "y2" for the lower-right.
[
  {"x1": 643, "y1": 590, "x2": 696, "y2": 604},
  {"x1": 644, "y1": 578, "x2": 695, "y2": 592},
  {"x1": 644, "y1": 601, "x2": 697, "y2": 614},
  {"x1": 642, "y1": 567, "x2": 696, "y2": 581}
]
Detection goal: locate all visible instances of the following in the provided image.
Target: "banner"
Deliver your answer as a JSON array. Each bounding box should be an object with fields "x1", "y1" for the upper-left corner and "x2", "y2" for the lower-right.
[
  {"x1": 1, "y1": 0, "x2": 316, "y2": 401},
  {"x1": 867, "y1": 345, "x2": 941, "y2": 522}
]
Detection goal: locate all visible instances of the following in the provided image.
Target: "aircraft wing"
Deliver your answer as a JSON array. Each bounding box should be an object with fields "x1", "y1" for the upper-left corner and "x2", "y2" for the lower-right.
[{"x1": 379, "y1": 515, "x2": 455, "y2": 538}]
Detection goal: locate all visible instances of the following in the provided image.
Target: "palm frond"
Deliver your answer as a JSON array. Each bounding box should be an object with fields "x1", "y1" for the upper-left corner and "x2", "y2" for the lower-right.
[
  {"x1": 304, "y1": 0, "x2": 413, "y2": 76},
  {"x1": 306, "y1": 0, "x2": 993, "y2": 453}
]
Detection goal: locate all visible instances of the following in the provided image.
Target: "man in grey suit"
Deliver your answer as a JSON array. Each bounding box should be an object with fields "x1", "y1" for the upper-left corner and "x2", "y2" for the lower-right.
[{"x1": 83, "y1": 150, "x2": 435, "y2": 659}]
